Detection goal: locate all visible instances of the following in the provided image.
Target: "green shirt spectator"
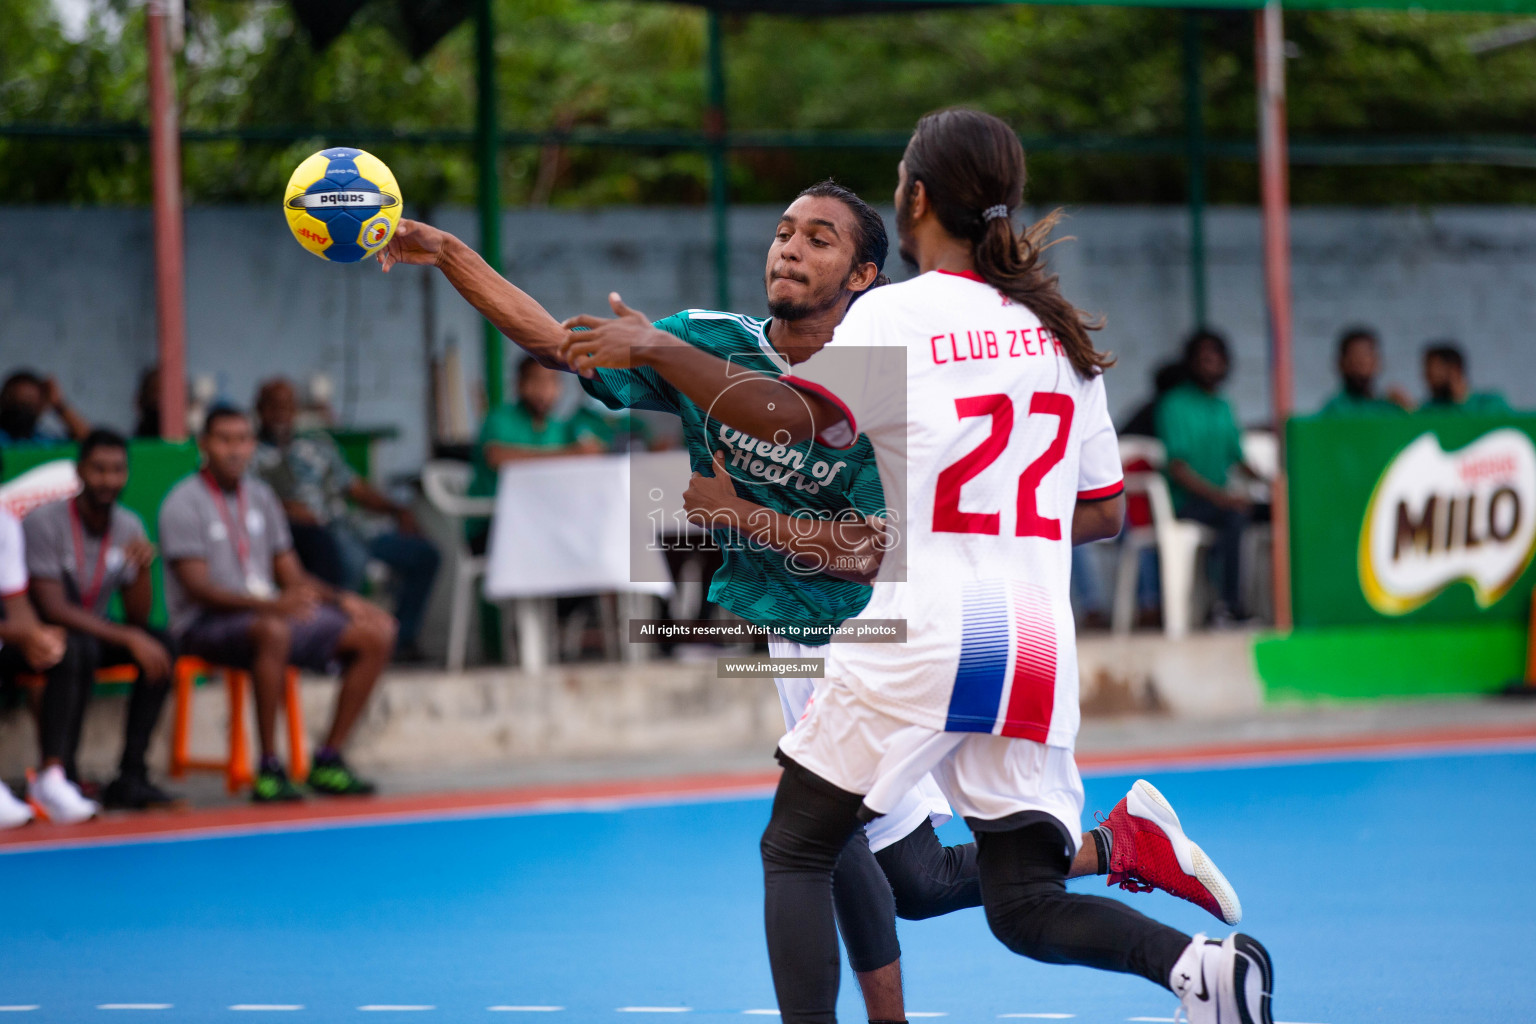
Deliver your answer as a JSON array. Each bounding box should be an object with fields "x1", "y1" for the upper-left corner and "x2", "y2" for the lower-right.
[
  {"x1": 1317, "y1": 326, "x2": 1410, "y2": 418},
  {"x1": 1156, "y1": 328, "x2": 1259, "y2": 620},
  {"x1": 1422, "y1": 341, "x2": 1510, "y2": 417},
  {"x1": 468, "y1": 360, "x2": 605, "y2": 498},
  {"x1": 1156, "y1": 382, "x2": 1245, "y2": 509}
]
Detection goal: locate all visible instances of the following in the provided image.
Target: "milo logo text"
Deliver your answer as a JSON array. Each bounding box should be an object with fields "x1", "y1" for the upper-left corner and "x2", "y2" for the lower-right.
[{"x1": 1359, "y1": 429, "x2": 1536, "y2": 614}]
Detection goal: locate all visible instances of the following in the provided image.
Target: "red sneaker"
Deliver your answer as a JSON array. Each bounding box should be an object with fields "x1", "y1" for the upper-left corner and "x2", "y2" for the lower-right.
[{"x1": 1104, "y1": 779, "x2": 1242, "y2": 925}]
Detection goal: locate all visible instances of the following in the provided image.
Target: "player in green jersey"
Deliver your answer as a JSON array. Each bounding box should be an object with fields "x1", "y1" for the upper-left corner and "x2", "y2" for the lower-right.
[{"x1": 378, "y1": 182, "x2": 1237, "y2": 1020}]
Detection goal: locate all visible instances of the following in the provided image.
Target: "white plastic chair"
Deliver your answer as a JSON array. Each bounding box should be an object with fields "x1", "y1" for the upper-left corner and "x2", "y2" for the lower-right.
[
  {"x1": 421, "y1": 460, "x2": 495, "y2": 672},
  {"x1": 1110, "y1": 437, "x2": 1216, "y2": 639}
]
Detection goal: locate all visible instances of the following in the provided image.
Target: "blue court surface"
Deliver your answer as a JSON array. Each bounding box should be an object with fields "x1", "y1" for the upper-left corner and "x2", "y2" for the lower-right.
[{"x1": 3, "y1": 744, "x2": 1533, "y2": 1023}]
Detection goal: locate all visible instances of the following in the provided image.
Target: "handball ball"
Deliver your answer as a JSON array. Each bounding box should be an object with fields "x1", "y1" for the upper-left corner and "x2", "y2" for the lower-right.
[{"x1": 283, "y1": 147, "x2": 402, "y2": 263}]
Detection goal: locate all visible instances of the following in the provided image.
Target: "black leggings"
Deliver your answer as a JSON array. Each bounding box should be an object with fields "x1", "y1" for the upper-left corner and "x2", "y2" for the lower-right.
[
  {"x1": 876, "y1": 819, "x2": 982, "y2": 920},
  {"x1": 829, "y1": 787, "x2": 990, "y2": 974},
  {"x1": 974, "y1": 822, "x2": 1190, "y2": 989},
  {"x1": 37, "y1": 630, "x2": 172, "y2": 780},
  {"x1": 762, "y1": 753, "x2": 1191, "y2": 1023}
]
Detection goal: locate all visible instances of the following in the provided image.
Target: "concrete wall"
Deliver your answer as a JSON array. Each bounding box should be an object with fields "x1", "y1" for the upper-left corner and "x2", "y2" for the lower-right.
[
  {"x1": 0, "y1": 630, "x2": 1263, "y2": 782},
  {"x1": 3, "y1": 204, "x2": 1535, "y2": 479}
]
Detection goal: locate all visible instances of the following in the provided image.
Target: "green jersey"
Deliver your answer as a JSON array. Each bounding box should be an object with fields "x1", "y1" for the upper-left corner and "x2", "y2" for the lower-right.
[
  {"x1": 1316, "y1": 390, "x2": 1406, "y2": 417},
  {"x1": 1423, "y1": 392, "x2": 1513, "y2": 415},
  {"x1": 1155, "y1": 382, "x2": 1245, "y2": 509},
  {"x1": 580, "y1": 309, "x2": 884, "y2": 642}
]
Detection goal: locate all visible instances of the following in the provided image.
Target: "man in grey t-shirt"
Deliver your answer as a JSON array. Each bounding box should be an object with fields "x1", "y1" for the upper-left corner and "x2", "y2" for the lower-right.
[
  {"x1": 24, "y1": 429, "x2": 178, "y2": 812},
  {"x1": 159, "y1": 406, "x2": 396, "y2": 803}
]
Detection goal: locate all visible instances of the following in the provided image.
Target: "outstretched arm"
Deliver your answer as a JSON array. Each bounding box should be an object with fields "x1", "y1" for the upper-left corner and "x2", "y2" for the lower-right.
[
  {"x1": 561, "y1": 294, "x2": 840, "y2": 444},
  {"x1": 379, "y1": 219, "x2": 570, "y2": 370}
]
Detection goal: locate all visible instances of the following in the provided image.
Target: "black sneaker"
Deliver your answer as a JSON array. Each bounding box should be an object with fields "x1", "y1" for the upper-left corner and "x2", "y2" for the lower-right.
[
  {"x1": 102, "y1": 773, "x2": 182, "y2": 811},
  {"x1": 252, "y1": 765, "x2": 305, "y2": 803},
  {"x1": 306, "y1": 757, "x2": 376, "y2": 797}
]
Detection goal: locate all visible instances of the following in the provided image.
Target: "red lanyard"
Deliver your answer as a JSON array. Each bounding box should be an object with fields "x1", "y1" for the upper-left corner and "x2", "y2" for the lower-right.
[
  {"x1": 67, "y1": 498, "x2": 112, "y2": 610},
  {"x1": 201, "y1": 470, "x2": 250, "y2": 574}
]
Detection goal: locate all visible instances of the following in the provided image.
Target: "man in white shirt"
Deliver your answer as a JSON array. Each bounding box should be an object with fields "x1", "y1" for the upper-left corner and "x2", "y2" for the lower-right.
[
  {"x1": 0, "y1": 495, "x2": 67, "y2": 827},
  {"x1": 563, "y1": 110, "x2": 1272, "y2": 1024}
]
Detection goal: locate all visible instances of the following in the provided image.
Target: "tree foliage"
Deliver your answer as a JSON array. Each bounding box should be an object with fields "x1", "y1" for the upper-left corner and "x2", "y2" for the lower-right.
[{"x1": 3, "y1": 0, "x2": 1536, "y2": 206}]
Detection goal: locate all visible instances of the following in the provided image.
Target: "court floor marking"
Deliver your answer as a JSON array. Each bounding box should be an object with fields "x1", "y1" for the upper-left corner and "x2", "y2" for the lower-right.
[
  {"x1": 0, "y1": 1007, "x2": 1336, "y2": 1020},
  {"x1": 615, "y1": 1009, "x2": 692, "y2": 1014},
  {"x1": 3, "y1": 721, "x2": 1531, "y2": 858}
]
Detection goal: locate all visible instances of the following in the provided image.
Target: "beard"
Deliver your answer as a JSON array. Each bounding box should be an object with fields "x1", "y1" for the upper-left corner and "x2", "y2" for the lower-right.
[
  {"x1": 1430, "y1": 383, "x2": 1456, "y2": 403},
  {"x1": 764, "y1": 271, "x2": 843, "y2": 322},
  {"x1": 1342, "y1": 373, "x2": 1374, "y2": 398},
  {"x1": 84, "y1": 486, "x2": 120, "y2": 511}
]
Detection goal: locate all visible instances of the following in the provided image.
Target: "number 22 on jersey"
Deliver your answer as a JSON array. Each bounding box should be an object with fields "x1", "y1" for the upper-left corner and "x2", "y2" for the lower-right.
[{"x1": 932, "y1": 392, "x2": 1074, "y2": 539}]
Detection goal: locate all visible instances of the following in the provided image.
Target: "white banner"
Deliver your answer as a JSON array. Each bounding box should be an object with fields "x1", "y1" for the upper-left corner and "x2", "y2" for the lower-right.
[{"x1": 484, "y1": 453, "x2": 679, "y2": 600}]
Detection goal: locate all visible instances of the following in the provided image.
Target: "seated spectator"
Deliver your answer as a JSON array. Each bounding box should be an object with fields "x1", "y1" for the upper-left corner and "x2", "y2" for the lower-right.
[
  {"x1": 1155, "y1": 329, "x2": 1262, "y2": 623},
  {"x1": 0, "y1": 481, "x2": 68, "y2": 828},
  {"x1": 0, "y1": 370, "x2": 90, "y2": 446},
  {"x1": 254, "y1": 378, "x2": 440, "y2": 664},
  {"x1": 1422, "y1": 342, "x2": 1511, "y2": 414},
  {"x1": 159, "y1": 406, "x2": 396, "y2": 803},
  {"x1": 23, "y1": 430, "x2": 178, "y2": 812},
  {"x1": 1318, "y1": 327, "x2": 1412, "y2": 416},
  {"x1": 467, "y1": 358, "x2": 605, "y2": 551}
]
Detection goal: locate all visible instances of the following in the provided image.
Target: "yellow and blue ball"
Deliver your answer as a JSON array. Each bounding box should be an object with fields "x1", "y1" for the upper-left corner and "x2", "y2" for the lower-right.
[{"x1": 283, "y1": 147, "x2": 402, "y2": 263}]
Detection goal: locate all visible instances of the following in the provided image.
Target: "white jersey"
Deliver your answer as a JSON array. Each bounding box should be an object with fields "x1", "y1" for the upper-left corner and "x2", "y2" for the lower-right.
[{"x1": 784, "y1": 270, "x2": 1122, "y2": 750}]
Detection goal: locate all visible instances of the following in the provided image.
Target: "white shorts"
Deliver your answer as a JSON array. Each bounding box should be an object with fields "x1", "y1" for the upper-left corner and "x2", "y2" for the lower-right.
[
  {"x1": 770, "y1": 637, "x2": 952, "y2": 852},
  {"x1": 780, "y1": 676, "x2": 1084, "y2": 853}
]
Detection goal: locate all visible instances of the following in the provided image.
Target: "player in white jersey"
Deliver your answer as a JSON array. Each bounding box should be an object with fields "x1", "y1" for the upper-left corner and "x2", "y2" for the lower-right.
[
  {"x1": 563, "y1": 110, "x2": 1273, "y2": 1024},
  {"x1": 389, "y1": 184, "x2": 1234, "y2": 1021}
]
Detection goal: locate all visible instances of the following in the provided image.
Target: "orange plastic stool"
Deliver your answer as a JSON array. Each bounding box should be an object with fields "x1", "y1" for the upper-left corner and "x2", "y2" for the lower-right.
[
  {"x1": 17, "y1": 662, "x2": 144, "y2": 694},
  {"x1": 169, "y1": 656, "x2": 308, "y2": 793}
]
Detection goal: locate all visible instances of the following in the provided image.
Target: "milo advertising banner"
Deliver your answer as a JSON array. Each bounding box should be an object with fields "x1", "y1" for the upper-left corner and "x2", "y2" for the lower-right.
[{"x1": 1289, "y1": 413, "x2": 1536, "y2": 629}]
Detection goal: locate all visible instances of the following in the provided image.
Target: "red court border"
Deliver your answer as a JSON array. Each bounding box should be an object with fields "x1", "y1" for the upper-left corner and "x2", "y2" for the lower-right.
[{"x1": 3, "y1": 720, "x2": 1533, "y2": 854}]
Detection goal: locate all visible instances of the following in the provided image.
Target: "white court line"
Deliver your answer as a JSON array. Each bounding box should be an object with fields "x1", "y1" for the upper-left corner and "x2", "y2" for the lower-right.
[
  {"x1": 97, "y1": 1007, "x2": 173, "y2": 1012},
  {"x1": 1127, "y1": 1018, "x2": 1176, "y2": 1022},
  {"x1": 615, "y1": 1010, "x2": 692, "y2": 1014},
  {"x1": 487, "y1": 1010, "x2": 565, "y2": 1014},
  {"x1": 230, "y1": 1007, "x2": 304, "y2": 1012},
  {"x1": 0, "y1": 1009, "x2": 38, "y2": 1013},
  {"x1": 999, "y1": 1015, "x2": 1076, "y2": 1019},
  {"x1": 358, "y1": 1008, "x2": 435, "y2": 1013}
]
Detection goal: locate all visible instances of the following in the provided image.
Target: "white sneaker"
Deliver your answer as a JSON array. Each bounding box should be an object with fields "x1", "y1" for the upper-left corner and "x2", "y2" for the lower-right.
[
  {"x1": 0, "y1": 782, "x2": 34, "y2": 829},
  {"x1": 27, "y1": 765, "x2": 100, "y2": 824},
  {"x1": 1170, "y1": 932, "x2": 1274, "y2": 1024}
]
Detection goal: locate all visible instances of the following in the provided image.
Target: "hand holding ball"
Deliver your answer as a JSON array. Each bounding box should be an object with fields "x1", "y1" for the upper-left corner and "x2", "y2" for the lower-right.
[{"x1": 284, "y1": 147, "x2": 402, "y2": 263}]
